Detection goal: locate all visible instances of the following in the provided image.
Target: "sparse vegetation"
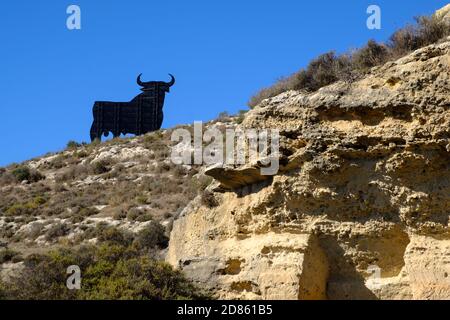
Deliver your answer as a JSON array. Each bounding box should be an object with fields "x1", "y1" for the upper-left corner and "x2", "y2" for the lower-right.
[
  {"x1": 248, "y1": 14, "x2": 450, "y2": 107},
  {"x1": 66, "y1": 140, "x2": 82, "y2": 150},
  {"x1": 217, "y1": 111, "x2": 232, "y2": 123},
  {"x1": 235, "y1": 110, "x2": 248, "y2": 124}
]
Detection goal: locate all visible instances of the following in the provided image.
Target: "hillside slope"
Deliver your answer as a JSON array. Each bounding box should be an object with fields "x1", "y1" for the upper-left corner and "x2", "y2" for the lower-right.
[{"x1": 0, "y1": 121, "x2": 234, "y2": 275}]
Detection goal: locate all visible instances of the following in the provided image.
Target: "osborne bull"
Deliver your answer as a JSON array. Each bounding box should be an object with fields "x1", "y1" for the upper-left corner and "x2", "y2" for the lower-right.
[{"x1": 90, "y1": 73, "x2": 175, "y2": 141}]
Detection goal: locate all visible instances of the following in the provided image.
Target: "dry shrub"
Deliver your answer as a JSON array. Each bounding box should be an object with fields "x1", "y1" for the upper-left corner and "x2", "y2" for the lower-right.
[
  {"x1": 388, "y1": 15, "x2": 449, "y2": 58},
  {"x1": 55, "y1": 163, "x2": 90, "y2": 182},
  {"x1": 90, "y1": 159, "x2": 111, "y2": 175},
  {"x1": 0, "y1": 168, "x2": 15, "y2": 185},
  {"x1": 352, "y1": 40, "x2": 389, "y2": 72},
  {"x1": 201, "y1": 190, "x2": 219, "y2": 208},
  {"x1": 248, "y1": 13, "x2": 450, "y2": 108},
  {"x1": 45, "y1": 223, "x2": 70, "y2": 241}
]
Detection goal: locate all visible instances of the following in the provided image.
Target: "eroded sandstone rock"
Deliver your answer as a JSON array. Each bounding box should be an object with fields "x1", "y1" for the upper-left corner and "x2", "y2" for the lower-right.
[{"x1": 168, "y1": 38, "x2": 450, "y2": 299}]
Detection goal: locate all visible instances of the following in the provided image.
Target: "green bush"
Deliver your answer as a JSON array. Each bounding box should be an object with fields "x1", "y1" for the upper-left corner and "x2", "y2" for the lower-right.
[
  {"x1": 2, "y1": 250, "x2": 81, "y2": 299},
  {"x1": 11, "y1": 166, "x2": 44, "y2": 183},
  {"x1": 11, "y1": 167, "x2": 31, "y2": 181},
  {"x1": 0, "y1": 243, "x2": 208, "y2": 300},
  {"x1": 80, "y1": 257, "x2": 203, "y2": 300}
]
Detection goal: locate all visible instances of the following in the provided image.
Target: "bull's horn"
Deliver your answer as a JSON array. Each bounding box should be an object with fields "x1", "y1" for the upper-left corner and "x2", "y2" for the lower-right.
[
  {"x1": 167, "y1": 74, "x2": 175, "y2": 87},
  {"x1": 137, "y1": 73, "x2": 150, "y2": 87}
]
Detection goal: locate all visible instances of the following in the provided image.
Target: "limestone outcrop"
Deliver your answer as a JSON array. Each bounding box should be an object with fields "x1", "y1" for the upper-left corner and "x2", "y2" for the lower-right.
[
  {"x1": 167, "y1": 39, "x2": 450, "y2": 299},
  {"x1": 436, "y1": 4, "x2": 450, "y2": 23}
]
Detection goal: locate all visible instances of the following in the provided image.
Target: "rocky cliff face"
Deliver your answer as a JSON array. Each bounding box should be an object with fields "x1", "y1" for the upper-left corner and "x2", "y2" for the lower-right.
[{"x1": 167, "y1": 39, "x2": 450, "y2": 299}]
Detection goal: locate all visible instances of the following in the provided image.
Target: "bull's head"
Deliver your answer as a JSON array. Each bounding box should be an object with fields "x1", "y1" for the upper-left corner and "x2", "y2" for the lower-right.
[{"x1": 137, "y1": 73, "x2": 175, "y2": 93}]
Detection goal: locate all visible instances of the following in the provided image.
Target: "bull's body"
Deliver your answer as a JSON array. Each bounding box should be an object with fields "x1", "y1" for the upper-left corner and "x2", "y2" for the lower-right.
[{"x1": 90, "y1": 74, "x2": 174, "y2": 141}]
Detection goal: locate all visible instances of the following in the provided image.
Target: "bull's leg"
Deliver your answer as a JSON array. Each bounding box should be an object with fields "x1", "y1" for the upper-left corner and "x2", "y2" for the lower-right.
[
  {"x1": 90, "y1": 122, "x2": 100, "y2": 142},
  {"x1": 91, "y1": 102, "x2": 103, "y2": 142},
  {"x1": 157, "y1": 111, "x2": 164, "y2": 130}
]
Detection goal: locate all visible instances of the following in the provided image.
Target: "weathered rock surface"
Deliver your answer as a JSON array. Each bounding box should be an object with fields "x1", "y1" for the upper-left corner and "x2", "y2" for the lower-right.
[
  {"x1": 167, "y1": 39, "x2": 450, "y2": 299},
  {"x1": 436, "y1": 4, "x2": 450, "y2": 23}
]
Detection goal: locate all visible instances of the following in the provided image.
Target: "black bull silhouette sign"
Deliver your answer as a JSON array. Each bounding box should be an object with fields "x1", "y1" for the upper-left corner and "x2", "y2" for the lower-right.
[{"x1": 90, "y1": 74, "x2": 175, "y2": 141}]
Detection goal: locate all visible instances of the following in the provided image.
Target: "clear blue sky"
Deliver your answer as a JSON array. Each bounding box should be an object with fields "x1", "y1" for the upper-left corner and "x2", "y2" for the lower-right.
[{"x1": 0, "y1": 0, "x2": 447, "y2": 166}]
